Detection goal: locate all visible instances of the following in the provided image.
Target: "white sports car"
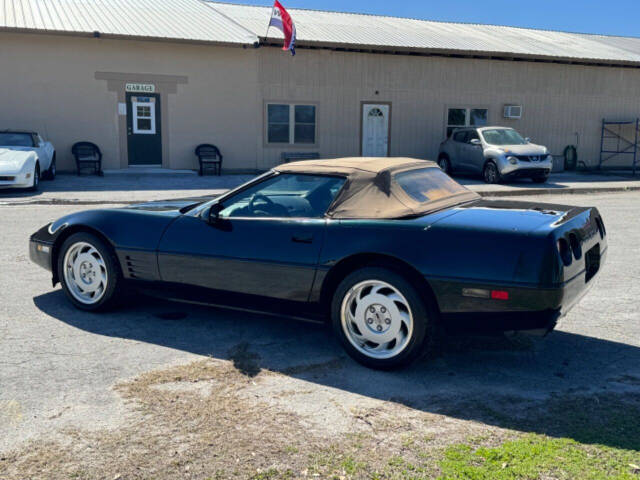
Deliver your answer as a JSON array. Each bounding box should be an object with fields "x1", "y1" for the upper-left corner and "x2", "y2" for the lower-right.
[{"x1": 0, "y1": 130, "x2": 56, "y2": 191}]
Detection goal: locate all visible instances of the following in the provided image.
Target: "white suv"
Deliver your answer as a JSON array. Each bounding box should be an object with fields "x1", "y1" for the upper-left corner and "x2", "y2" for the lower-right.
[{"x1": 438, "y1": 127, "x2": 552, "y2": 183}]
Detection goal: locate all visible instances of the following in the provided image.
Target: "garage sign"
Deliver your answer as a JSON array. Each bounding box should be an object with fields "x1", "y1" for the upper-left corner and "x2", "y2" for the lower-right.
[{"x1": 125, "y1": 83, "x2": 155, "y2": 93}]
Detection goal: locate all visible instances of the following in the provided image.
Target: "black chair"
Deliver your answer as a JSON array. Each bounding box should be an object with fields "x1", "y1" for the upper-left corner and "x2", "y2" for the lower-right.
[
  {"x1": 195, "y1": 144, "x2": 223, "y2": 176},
  {"x1": 281, "y1": 151, "x2": 320, "y2": 163},
  {"x1": 72, "y1": 142, "x2": 103, "y2": 176}
]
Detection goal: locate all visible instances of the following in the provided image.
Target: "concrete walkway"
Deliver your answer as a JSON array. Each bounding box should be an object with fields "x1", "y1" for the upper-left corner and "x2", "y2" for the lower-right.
[{"x1": 1, "y1": 171, "x2": 638, "y2": 205}]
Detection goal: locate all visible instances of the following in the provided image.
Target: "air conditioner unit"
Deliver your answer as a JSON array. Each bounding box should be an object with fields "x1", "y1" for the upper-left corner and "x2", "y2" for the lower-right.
[{"x1": 504, "y1": 105, "x2": 522, "y2": 119}]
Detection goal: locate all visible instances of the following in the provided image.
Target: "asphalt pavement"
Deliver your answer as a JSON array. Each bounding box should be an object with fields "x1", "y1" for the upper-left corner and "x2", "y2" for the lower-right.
[
  {"x1": 0, "y1": 170, "x2": 639, "y2": 205},
  {"x1": 1, "y1": 191, "x2": 639, "y2": 454}
]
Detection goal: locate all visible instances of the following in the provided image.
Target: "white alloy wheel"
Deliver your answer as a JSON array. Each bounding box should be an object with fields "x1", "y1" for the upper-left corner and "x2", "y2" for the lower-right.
[
  {"x1": 62, "y1": 241, "x2": 108, "y2": 304},
  {"x1": 340, "y1": 279, "x2": 414, "y2": 360}
]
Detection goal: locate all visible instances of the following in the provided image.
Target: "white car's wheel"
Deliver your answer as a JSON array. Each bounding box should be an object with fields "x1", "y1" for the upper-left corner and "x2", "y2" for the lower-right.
[
  {"x1": 483, "y1": 161, "x2": 500, "y2": 184},
  {"x1": 29, "y1": 163, "x2": 40, "y2": 191},
  {"x1": 45, "y1": 154, "x2": 56, "y2": 180}
]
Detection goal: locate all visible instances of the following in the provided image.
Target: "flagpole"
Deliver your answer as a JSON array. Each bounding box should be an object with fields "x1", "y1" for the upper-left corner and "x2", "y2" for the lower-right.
[{"x1": 264, "y1": 2, "x2": 274, "y2": 41}]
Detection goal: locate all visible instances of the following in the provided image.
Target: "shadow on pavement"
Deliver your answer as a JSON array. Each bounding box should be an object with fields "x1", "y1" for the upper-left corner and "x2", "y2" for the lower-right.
[{"x1": 34, "y1": 289, "x2": 640, "y2": 451}]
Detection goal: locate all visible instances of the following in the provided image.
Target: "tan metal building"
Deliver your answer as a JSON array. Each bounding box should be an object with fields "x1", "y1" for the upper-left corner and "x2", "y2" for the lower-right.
[{"x1": 2, "y1": 0, "x2": 640, "y2": 172}]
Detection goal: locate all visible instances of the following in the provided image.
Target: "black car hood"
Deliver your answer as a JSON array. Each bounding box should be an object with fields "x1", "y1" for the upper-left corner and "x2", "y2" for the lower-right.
[{"x1": 124, "y1": 196, "x2": 215, "y2": 213}]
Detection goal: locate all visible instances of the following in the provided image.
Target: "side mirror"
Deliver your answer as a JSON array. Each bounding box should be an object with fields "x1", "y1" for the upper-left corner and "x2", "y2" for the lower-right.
[
  {"x1": 207, "y1": 203, "x2": 224, "y2": 224},
  {"x1": 469, "y1": 138, "x2": 481, "y2": 146},
  {"x1": 525, "y1": 137, "x2": 531, "y2": 143}
]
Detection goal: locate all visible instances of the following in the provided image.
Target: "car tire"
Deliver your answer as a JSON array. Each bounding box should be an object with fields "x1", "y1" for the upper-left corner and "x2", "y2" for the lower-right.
[
  {"x1": 532, "y1": 175, "x2": 548, "y2": 183},
  {"x1": 483, "y1": 161, "x2": 500, "y2": 184},
  {"x1": 45, "y1": 154, "x2": 56, "y2": 180},
  {"x1": 29, "y1": 163, "x2": 40, "y2": 191},
  {"x1": 331, "y1": 267, "x2": 435, "y2": 369},
  {"x1": 57, "y1": 232, "x2": 123, "y2": 311},
  {"x1": 437, "y1": 156, "x2": 451, "y2": 174}
]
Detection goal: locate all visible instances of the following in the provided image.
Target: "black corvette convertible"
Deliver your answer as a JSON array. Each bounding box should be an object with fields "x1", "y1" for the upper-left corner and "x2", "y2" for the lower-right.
[{"x1": 30, "y1": 157, "x2": 606, "y2": 368}]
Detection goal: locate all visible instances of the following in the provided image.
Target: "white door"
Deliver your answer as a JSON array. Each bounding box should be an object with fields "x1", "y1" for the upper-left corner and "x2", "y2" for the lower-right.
[{"x1": 362, "y1": 104, "x2": 390, "y2": 157}]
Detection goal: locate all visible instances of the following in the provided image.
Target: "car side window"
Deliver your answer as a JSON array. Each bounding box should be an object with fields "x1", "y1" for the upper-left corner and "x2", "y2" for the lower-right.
[
  {"x1": 467, "y1": 131, "x2": 480, "y2": 143},
  {"x1": 453, "y1": 131, "x2": 467, "y2": 143},
  {"x1": 218, "y1": 174, "x2": 346, "y2": 219}
]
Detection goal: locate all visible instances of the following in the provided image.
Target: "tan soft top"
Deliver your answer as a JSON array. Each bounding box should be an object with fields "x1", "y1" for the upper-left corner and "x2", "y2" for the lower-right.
[{"x1": 275, "y1": 157, "x2": 479, "y2": 219}]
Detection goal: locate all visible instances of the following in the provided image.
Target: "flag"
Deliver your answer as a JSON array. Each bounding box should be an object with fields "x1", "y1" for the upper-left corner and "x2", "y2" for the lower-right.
[{"x1": 268, "y1": 0, "x2": 296, "y2": 56}]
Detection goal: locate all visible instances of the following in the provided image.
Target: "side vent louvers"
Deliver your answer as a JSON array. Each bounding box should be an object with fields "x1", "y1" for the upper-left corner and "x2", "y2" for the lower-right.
[{"x1": 125, "y1": 254, "x2": 154, "y2": 280}]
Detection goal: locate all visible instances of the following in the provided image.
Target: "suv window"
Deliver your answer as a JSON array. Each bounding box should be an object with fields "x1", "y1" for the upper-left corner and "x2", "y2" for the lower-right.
[
  {"x1": 452, "y1": 131, "x2": 467, "y2": 143},
  {"x1": 219, "y1": 173, "x2": 345, "y2": 219},
  {"x1": 467, "y1": 130, "x2": 480, "y2": 143}
]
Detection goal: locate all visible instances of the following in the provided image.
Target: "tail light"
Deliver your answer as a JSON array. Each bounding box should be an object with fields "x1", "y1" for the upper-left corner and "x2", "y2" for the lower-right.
[
  {"x1": 595, "y1": 217, "x2": 606, "y2": 239},
  {"x1": 557, "y1": 238, "x2": 572, "y2": 266},
  {"x1": 568, "y1": 233, "x2": 582, "y2": 260}
]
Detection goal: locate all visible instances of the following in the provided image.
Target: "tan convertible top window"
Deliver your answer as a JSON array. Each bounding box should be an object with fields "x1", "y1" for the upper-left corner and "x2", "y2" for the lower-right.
[
  {"x1": 395, "y1": 168, "x2": 468, "y2": 203},
  {"x1": 276, "y1": 157, "x2": 479, "y2": 219}
]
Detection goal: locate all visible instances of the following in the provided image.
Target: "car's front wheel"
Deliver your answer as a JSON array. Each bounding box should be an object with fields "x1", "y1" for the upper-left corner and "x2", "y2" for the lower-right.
[
  {"x1": 57, "y1": 232, "x2": 122, "y2": 311},
  {"x1": 483, "y1": 161, "x2": 500, "y2": 184},
  {"x1": 29, "y1": 163, "x2": 40, "y2": 191},
  {"x1": 331, "y1": 267, "x2": 434, "y2": 369}
]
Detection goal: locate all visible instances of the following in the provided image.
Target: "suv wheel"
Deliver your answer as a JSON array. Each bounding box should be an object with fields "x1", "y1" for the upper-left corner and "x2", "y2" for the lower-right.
[
  {"x1": 483, "y1": 161, "x2": 500, "y2": 184},
  {"x1": 331, "y1": 267, "x2": 435, "y2": 369}
]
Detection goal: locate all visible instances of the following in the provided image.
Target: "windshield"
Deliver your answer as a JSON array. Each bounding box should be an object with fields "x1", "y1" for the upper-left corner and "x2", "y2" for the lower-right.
[
  {"x1": 395, "y1": 167, "x2": 470, "y2": 203},
  {"x1": 0, "y1": 133, "x2": 34, "y2": 147},
  {"x1": 481, "y1": 129, "x2": 527, "y2": 146}
]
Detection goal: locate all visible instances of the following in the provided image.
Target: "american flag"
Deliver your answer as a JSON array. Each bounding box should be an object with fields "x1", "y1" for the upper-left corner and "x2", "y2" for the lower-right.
[{"x1": 268, "y1": 1, "x2": 296, "y2": 56}]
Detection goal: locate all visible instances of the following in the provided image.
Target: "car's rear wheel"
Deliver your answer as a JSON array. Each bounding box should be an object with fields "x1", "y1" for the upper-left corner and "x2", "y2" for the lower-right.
[
  {"x1": 331, "y1": 267, "x2": 434, "y2": 369},
  {"x1": 57, "y1": 232, "x2": 122, "y2": 311},
  {"x1": 483, "y1": 161, "x2": 500, "y2": 184},
  {"x1": 437, "y1": 156, "x2": 451, "y2": 174},
  {"x1": 45, "y1": 154, "x2": 56, "y2": 180},
  {"x1": 29, "y1": 163, "x2": 40, "y2": 191}
]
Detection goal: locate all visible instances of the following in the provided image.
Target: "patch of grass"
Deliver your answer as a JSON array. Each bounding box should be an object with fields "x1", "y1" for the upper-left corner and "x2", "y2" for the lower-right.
[
  {"x1": 341, "y1": 455, "x2": 366, "y2": 474},
  {"x1": 438, "y1": 434, "x2": 640, "y2": 480}
]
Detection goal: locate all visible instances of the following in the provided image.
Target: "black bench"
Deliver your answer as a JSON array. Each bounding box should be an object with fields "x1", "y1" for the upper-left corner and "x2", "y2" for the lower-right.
[
  {"x1": 195, "y1": 144, "x2": 223, "y2": 176},
  {"x1": 71, "y1": 142, "x2": 103, "y2": 176},
  {"x1": 281, "y1": 152, "x2": 320, "y2": 163}
]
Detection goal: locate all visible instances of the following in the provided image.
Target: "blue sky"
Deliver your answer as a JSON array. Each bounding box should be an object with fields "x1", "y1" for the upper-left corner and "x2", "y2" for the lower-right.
[{"x1": 231, "y1": 0, "x2": 640, "y2": 38}]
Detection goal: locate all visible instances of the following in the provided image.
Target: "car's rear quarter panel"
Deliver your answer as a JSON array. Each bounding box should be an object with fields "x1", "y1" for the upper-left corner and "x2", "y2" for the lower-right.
[{"x1": 316, "y1": 200, "x2": 606, "y2": 320}]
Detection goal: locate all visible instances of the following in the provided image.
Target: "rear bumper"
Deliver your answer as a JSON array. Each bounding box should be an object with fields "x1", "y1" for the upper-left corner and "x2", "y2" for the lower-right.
[{"x1": 429, "y1": 247, "x2": 606, "y2": 333}]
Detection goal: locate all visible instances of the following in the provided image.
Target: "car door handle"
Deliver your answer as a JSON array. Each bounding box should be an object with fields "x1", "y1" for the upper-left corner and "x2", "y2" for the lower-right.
[{"x1": 291, "y1": 234, "x2": 313, "y2": 244}]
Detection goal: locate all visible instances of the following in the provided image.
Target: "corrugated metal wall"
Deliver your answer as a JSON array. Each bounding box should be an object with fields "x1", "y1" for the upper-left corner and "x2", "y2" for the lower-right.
[
  {"x1": 1, "y1": 30, "x2": 639, "y2": 172},
  {"x1": 256, "y1": 47, "x2": 640, "y2": 169}
]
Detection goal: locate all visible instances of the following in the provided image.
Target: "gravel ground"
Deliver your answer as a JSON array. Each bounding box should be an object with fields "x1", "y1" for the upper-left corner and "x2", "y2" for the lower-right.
[{"x1": 1, "y1": 191, "x2": 639, "y2": 458}]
